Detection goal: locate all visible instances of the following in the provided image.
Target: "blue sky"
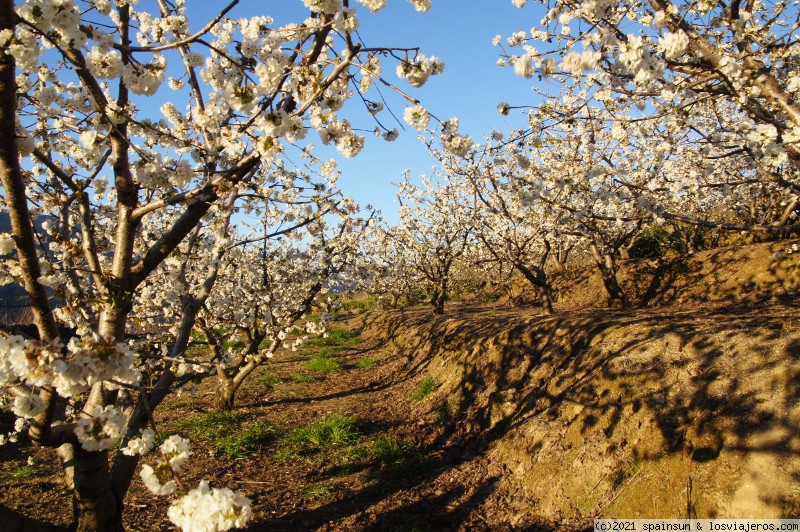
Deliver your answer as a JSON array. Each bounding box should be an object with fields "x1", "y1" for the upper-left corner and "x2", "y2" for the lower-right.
[{"x1": 202, "y1": 1, "x2": 551, "y2": 224}]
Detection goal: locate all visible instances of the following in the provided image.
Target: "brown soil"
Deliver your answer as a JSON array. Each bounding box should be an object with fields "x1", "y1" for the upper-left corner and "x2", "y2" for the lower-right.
[{"x1": 2, "y1": 239, "x2": 800, "y2": 531}]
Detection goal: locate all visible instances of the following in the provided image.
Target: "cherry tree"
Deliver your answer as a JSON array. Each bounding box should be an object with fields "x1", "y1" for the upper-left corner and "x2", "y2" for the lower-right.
[
  {"x1": 358, "y1": 222, "x2": 426, "y2": 307},
  {"x1": 199, "y1": 196, "x2": 375, "y2": 411},
  {"x1": 432, "y1": 141, "x2": 574, "y2": 313},
  {"x1": 393, "y1": 171, "x2": 475, "y2": 314},
  {"x1": 498, "y1": 0, "x2": 800, "y2": 237},
  {"x1": 0, "y1": 0, "x2": 440, "y2": 529}
]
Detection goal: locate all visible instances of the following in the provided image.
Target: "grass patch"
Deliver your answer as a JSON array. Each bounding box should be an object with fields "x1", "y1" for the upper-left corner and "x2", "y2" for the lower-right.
[
  {"x1": 368, "y1": 435, "x2": 413, "y2": 468},
  {"x1": 290, "y1": 372, "x2": 318, "y2": 383},
  {"x1": 178, "y1": 412, "x2": 276, "y2": 459},
  {"x1": 365, "y1": 434, "x2": 432, "y2": 481},
  {"x1": 4, "y1": 464, "x2": 39, "y2": 480},
  {"x1": 341, "y1": 297, "x2": 378, "y2": 314},
  {"x1": 222, "y1": 338, "x2": 246, "y2": 352},
  {"x1": 313, "y1": 346, "x2": 337, "y2": 359},
  {"x1": 411, "y1": 376, "x2": 437, "y2": 402},
  {"x1": 301, "y1": 482, "x2": 335, "y2": 500},
  {"x1": 214, "y1": 421, "x2": 278, "y2": 459},
  {"x1": 355, "y1": 358, "x2": 376, "y2": 368},
  {"x1": 306, "y1": 356, "x2": 343, "y2": 373},
  {"x1": 286, "y1": 414, "x2": 360, "y2": 450},
  {"x1": 306, "y1": 328, "x2": 361, "y2": 349},
  {"x1": 257, "y1": 373, "x2": 285, "y2": 388},
  {"x1": 435, "y1": 396, "x2": 459, "y2": 425},
  {"x1": 160, "y1": 399, "x2": 190, "y2": 410}
]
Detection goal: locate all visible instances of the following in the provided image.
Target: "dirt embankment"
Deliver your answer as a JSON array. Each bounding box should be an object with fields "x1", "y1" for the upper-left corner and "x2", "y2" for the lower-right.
[{"x1": 364, "y1": 240, "x2": 800, "y2": 522}]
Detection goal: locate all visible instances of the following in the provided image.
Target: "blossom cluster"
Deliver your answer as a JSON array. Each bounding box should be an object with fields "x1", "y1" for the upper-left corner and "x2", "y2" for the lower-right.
[
  {"x1": 135, "y1": 434, "x2": 252, "y2": 531},
  {"x1": 167, "y1": 481, "x2": 252, "y2": 532}
]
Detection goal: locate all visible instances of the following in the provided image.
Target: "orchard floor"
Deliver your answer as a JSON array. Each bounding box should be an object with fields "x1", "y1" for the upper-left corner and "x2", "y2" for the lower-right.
[
  {"x1": 0, "y1": 308, "x2": 573, "y2": 532},
  {"x1": 3, "y1": 240, "x2": 800, "y2": 531}
]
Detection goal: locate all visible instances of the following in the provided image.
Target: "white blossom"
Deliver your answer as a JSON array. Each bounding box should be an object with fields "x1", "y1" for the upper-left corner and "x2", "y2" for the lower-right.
[
  {"x1": 0, "y1": 233, "x2": 14, "y2": 255},
  {"x1": 11, "y1": 395, "x2": 46, "y2": 418},
  {"x1": 658, "y1": 30, "x2": 689, "y2": 60},
  {"x1": 403, "y1": 104, "x2": 430, "y2": 130},
  {"x1": 74, "y1": 405, "x2": 127, "y2": 452},
  {"x1": 121, "y1": 428, "x2": 156, "y2": 456},
  {"x1": 514, "y1": 54, "x2": 535, "y2": 78},
  {"x1": 168, "y1": 481, "x2": 252, "y2": 532}
]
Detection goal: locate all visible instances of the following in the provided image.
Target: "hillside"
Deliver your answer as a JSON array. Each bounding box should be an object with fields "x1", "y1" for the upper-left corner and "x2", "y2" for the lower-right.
[{"x1": 2, "y1": 240, "x2": 800, "y2": 530}]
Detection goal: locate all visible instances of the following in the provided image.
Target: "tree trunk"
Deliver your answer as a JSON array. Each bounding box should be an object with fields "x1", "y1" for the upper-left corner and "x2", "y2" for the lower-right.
[
  {"x1": 515, "y1": 262, "x2": 554, "y2": 315},
  {"x1": 214, "y1": 334, "x2": 269, "y2": 412},
  {"x1": 430, "y1": 288, "x2": 445, "y2": 314},
  {"x1": 590, "y1": 243, "x2": 627, "y2": 307},
  {"x1": 216, "y1": 382, "x2": 236, "y2": 412},
  {"x1": 59, "y1": 444, "x2": 124, "y2": 531}
]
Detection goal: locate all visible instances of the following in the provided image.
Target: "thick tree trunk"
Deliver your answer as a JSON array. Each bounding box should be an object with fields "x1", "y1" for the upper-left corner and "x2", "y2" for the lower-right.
[
  {"x1": 59, "y1": 444, "x2": 124, "y2": 532},
  {"x1": 430, "y1": 286, "x2": 446, "y2": 314},
  {"x1": 590, "y1": 243, "x2": 627, "y2": 307},
  {"x1": 515, "y1": 262, "x2": 554, "y2": 315},
  {"x1": 216, "y1": 382, "x2": 236, "y2": 411},
  {"x1": 214, "y1": 333, "x2": 269, "y2": 412}
]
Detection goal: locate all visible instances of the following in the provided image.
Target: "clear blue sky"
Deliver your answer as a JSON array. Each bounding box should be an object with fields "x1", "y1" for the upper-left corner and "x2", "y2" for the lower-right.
[{"x1": 198, "y1": 1, "x2": 551, "y2": 224}]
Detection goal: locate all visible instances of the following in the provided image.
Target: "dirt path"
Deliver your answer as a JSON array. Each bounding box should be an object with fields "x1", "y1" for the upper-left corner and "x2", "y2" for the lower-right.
[{"x1": 2, "y1": 312, "x2": 562, "y2": 531}]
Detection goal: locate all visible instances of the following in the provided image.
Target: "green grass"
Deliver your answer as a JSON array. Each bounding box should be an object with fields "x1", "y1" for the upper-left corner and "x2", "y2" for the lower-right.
[
  {"x1": 4, "y1": 464, "x2": 39, "y2": 480},
  {"x1": 306, "y1": 328, "x2": 361, "y2": 348},
  {"x1": 306, "y1": 356, "x2": 343, "y2": 373},
  {"x1": 341, "y1": 297, "x2": 378, "y2": 314},
  {"x1": 285, "y1": 414, "x2": 360, "y2": 450},
  {"x1": 222, "y1": 337, "x2": 246, "y2": 351},
  {"x1": 290, "y1": 372, "x2": 318, "y2": 383},
  {"x1": 257, "y1": 373, "x2": 285, "y2": 387},
  {"x1": 214, "y1": 421, "x2": 278, "y2": 459},
  {"x1": 178, "y1": 411, "x2": 245, "y2": 438},
  {"x1": 411, "y1": 376, "x2": 437, "y2": 402},
  {"x1": 355, "y1": 358, "x2": 376, "y2": 368},
  {"x1": 312, "y1": 346, "x2": 338, "y2": 358},
  {"x1": 301, "y1": 482, "x2": 335, "y2": 499},
  {"x1": 178, "y1": 412, "x2": 276, "y2": 459},
  {"x1": 435, "y1": 397, "x2": 459, "y2": 425},
  {"x1": 368, "y1": 435, "x2": 413, "y2": 468}
]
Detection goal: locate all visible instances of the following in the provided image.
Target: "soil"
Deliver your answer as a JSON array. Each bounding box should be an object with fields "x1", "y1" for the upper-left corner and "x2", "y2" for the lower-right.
[{"x1": 2, "y1": 239, "x2": 800, "y2": 531}]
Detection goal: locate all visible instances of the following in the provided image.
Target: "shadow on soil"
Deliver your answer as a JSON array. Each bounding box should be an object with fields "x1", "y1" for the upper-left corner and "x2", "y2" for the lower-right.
[{"x1": 245, "y1": 297, "x2": 800, "y2": 529}]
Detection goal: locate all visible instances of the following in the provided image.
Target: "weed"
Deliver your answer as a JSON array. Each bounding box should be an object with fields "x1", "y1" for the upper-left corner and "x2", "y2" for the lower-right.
[
  {"x1": 257, "y1": 373, "x2": 285, "y2": 388},
  {"x1": 369, "y1": 435, "x2": 412, "y2": 468},
  {"x1": 5, "y1": 464, "x2": 38, "y2": 480},
  {"x1": 178, "y1": 412, "x2": 276, "y2": 459},
  {"x1": 435, "y1": 396, "x2": 458, "y2": 424},
  {"x1": 306, "y1": 328, "x2": 361, "y2": 348},
  {"x1": 290, "y1": 373, "x2": 318, "y2": 383},
  {"x1": 355, "y1": 358, "x2": 376, "y2": 368},
  {"x1": 178, "y1": 411, "x2": 245, "y2": 438},
  {"x1": 411, "y1": 376, "x2": 437, "y2": 402},
  {"x1": 313, "y1": 346, "x2": 337, "y2": 359},
  {"x1": 214, "y1": 421, "x2": 278, "y2": 459},
  {"x1": 301, "y1": 483, "x2": 335, "y2": 499},
  {"x1": 306, "y1": 356, "x2": 343, "y2": 373},
  {"x1": 159, "y1": 399, "x2": 190, "y2": 411},
  {"x1": 222, "y1": 338, "x2": 246, "y2": 351},
  {"x1": 286, "y1": 414, "x2": 360, "y2": 450},
  {"x1": 341, "y1": 297, "x2": 378, "y2": 314}
]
